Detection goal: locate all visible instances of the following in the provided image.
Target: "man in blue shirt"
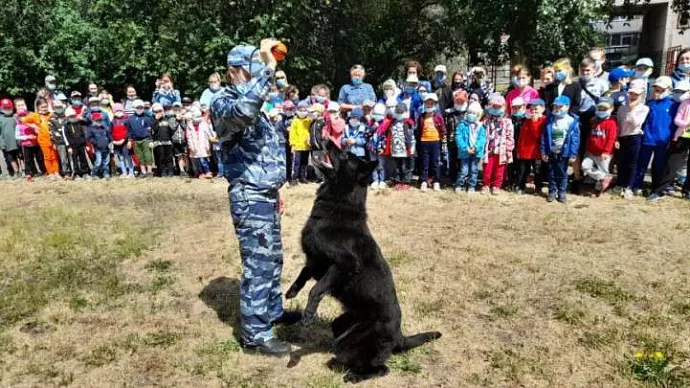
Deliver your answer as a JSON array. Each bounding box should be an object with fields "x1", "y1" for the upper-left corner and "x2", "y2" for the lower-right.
[
  {"x1": 210, "y1": 39, "x2": 299, "y2": 357},
  {"x1": 337, "y1": 64, "x2": 377, "y2": 112}
]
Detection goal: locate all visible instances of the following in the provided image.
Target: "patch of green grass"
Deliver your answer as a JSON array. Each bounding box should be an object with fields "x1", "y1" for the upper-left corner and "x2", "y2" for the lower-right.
[
  {"x1": 473, "y1": 289, "x2": 493, "y2": 300},
  {"x1": 489, "y1": 305, "x2": 518, "y2": 319},
  {"x1": 0, "y1": 334, "x2": 16, "y2": 355},
  {"x1": 146, "y1": 259, "x2": 172, "y2": 272},
  {"x1": 69, "y1": 294, "x2": 88, "y2": 310},
  {"x1": 388, "y1": 352, "x2": 422, "y2": 374},
  {"x1": 306, "y1": 373, "x2": 344, "y2": 388},
  {"x1": 625, "y1": 351, "x2": 690, "y2": 387},
  {"x1": 578, "y1": 328, "x2": 619, "y2": 349},
  {"x1": 552, "y1": 303, "x2": 587, "y2": 325},
  {"x1": 149, "y1": 275, "x2": 176, "y2": 293},
  {"x1": 414, "y1": 297, "x2": 445, "y2": 317},
  {"x1": 670, "y1": 301, "x2": 690, "y2": 316},
  {"x1": 574, "y1": 277, "x2": 635, "y2": 305},
  {"x1": 0, "y1": 208, "x2": 159, "y2": 330},
  {"x1": 82, "y1": 344, "x2": 117, "y2": 367},
  {"x1": 142, "y1": 330, "x2": 181, "y2": 348},
  {"x1": 386, "y1": 249, "x2": 416, "y2": 267}
]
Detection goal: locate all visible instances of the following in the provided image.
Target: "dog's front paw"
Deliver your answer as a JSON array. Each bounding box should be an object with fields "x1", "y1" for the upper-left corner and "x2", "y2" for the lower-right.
[
  {"x1": 302, "y1": 309, "x2": 317, "y2": 324},
  {"x1": 285, "y1": 286, "x2": 299, "y2": 299}
]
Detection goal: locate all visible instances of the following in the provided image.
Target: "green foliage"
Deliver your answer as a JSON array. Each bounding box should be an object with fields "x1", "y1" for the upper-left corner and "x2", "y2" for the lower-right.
[{"x1": 3, "y1": 0, "x2": 684, "y2": 99}]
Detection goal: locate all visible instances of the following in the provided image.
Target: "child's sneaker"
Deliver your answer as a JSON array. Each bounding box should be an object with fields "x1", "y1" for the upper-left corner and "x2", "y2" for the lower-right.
[
  {"x1": 557, "y1": 192, "x2": 567, "y2": 204},
  {"x1": 454, "y1": 187, "x2": 463, "y2": 194},
  {"x1": 433, "y1": 182, "x2": 441, "y2": 192},
  {"x1": 370, "y1": 181, "x2": 379, "y2": 190},
  {"x1": 420, "y1": 182, "x2": 428, "y2": 192},
  {"x1": 613, "y1": 186, "x2": 623, "y2": 194},
  {"x1": 490, "y1": 188, "x2": 500, "y2": 196},
  {"x1": 684, "y1": 192, "x2": 690, "y2": 201},
  {"x1": 547, "y1": 192, "x2": 556, "y2": 202},
  {"x1": 516, "y1": 189, "x2": 524, "y2": 195},
  {"x1": 468, "y1": 187, "x2": 476, "y2": 194},
  {"x1": 378, "y1": 181, "x2": 388, "y2": 190},
  {"x1": 623, "y1": 188, "x2": 634, "y2": 199},
  {"x1": 646, "y1": 192, "x2": 663, "y2": 201},
  {"x1": 633, "y1": 188, "x2": 643, "y2": 196},
  {"x1": 600, "y1": 176, "x2": 613, "y2": 193},
  {"x1": 481, "y1": 187, "x2": 490, "y2": 195}
]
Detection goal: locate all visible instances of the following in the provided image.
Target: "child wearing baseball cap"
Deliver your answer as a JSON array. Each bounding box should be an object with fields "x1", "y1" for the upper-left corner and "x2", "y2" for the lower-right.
[
  {"x1": 582, "y1": 97, "x2": 618, "y2": 195},
  {"x1": 417, "y1": 93, "x2": 445, "y2": 192},
  {"x1": 481, "y1": 93, "x2": 514, "y2": 195},
  {"x1": 455, "y1": 102, "x2": 486, "y2": 193},
  {"x1": 541, "y1": 95, "x2": 580, "y2": 203},
  {"x1": 615, "y1": 79, "x2": 650, "y2": 198}
]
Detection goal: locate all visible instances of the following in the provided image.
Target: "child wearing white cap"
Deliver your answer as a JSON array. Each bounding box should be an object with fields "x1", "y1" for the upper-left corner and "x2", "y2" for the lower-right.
[{"x1": 455, "y1": 102, "x2": 486, "y2": 193}]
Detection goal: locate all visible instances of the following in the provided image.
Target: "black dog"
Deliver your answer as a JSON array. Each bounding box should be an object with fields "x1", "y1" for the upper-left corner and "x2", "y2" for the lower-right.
[{"x1": 286, "y1": 142, "x2": 441, "y2": 384}]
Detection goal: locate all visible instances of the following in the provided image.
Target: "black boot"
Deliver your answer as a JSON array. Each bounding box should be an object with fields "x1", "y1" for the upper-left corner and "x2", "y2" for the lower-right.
[
  {"x1": 242, "y1": 338, "x2": 291, "y2": 357},
  {"x1": 271, "y1": 311, "x2": 302, "y2": 326}
]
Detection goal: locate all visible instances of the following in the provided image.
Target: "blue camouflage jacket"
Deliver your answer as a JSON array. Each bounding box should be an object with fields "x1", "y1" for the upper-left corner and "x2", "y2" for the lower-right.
[{"x1": 210, "y1": 71, "x2": 286, "y2": 198}]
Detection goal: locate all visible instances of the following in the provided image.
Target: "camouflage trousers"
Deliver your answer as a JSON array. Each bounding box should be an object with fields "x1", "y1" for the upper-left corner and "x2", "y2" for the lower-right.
[{"x1": 229, "y1": 185, "x2": 284, "y2": 344}]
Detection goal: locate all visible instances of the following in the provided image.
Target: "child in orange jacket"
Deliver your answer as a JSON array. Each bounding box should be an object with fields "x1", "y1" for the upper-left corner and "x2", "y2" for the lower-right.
[{"x1": 22, "y1": 98, "x2": 60, "y2": 179}]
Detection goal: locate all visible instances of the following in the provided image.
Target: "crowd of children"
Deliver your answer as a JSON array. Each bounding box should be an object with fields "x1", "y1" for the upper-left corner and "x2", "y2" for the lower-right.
[{"x1": 2, "y1": 47, "x2": 690, "y2": 204}]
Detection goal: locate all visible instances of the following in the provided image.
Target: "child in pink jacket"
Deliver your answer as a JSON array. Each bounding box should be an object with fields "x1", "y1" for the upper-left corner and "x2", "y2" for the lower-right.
[
  {"x1": 186, "y1": 110, "x2": 213, "y2": 179},
  {"x1": 482, "y1": 93, "x2": 515, "y2": 194}
]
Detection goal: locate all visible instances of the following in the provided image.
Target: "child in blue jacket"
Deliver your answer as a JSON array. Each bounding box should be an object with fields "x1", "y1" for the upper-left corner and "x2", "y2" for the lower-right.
[
  {"x1": 633, "y1": 76, "x2": 678, "y2": 193},
  {"x1": 343, "y1": 107, "x2": 367, "y2": 158},
  {"x1": 455, "y1": 102, "x2": 486, "y2": 192},
  {"x1": 87, "y1": 111, "x2": 112, "y2": 179},
  {"x1": 541, "y1": 96, "x2": 580, "y2": 203}
]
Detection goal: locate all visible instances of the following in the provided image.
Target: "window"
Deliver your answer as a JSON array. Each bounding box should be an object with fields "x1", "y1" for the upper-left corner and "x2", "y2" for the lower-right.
[
  {"x1": 610, "y1": 34, "x2": 621, "y2": 46},
  {"x1": 621, "y1": 34, "x2": 632, "y2": 46}
]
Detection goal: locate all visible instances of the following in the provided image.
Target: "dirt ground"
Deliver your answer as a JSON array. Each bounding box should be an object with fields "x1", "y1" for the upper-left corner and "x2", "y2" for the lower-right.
[{"x1": 1, "y1": 177, "x2": 690, "y2": 388}]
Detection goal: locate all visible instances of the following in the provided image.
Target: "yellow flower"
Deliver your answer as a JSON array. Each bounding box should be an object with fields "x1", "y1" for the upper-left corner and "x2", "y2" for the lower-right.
[
  {"x1": 654, "y1": 352, "x2": 664, "y2": 360},
  {"x1": 635, "y1": 351, "x2": 644, "y2": 359}
]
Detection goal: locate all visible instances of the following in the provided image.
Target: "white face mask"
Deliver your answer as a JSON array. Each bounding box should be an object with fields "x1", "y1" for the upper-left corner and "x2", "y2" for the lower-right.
[{"x1": 296, "y1": 111, "x2": 308, "y2": 119}]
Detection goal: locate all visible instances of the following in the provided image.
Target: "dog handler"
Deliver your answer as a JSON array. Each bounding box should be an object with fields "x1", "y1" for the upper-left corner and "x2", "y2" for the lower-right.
[{"x1": 211, "y1": 38, "x2": 299, "y2": 356}]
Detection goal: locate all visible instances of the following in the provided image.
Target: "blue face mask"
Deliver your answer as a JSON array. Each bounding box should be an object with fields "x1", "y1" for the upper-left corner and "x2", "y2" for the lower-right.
[
  {"x1": 679, "y1": 63, "x2": 690, "y2": 73},
  {"x1": 372, "y1": 114, "x2": 384, "y2": 122},
  {"x1": 395, "y1": 114, "x2": 405, "y2": 121},
  {"x1": 466, "y1": 113, "x2": 478, "y2": 123},
  {"x1": 510, "y1": 76, "x2": 519, "y2": 86},
  {"x1": 425, "y1": 106, "x2": 437, "y2": 114},
  {"x1": 91, "y1": 106, "x2": 101, "y2": 112},
  {"x1": 352, "y1": 78, "x2": 363, "y2": 86},
  {"x1": 435, "y1": 75, "x2": 445, "y2": 84},
  {"x1": 387, "y1": 108, "x2": 395, "y2": 116},
  {"x1": 404, "y1": 86, "x2": 416, "y2": 95},
  {"x1": 487, "y1": 108, "x2": 504, "y2": 117},
  {"x1": 555, "y1": 70, "x2": 567, "y2": 82},
  {"x1": 349, "y1": 119, "x2": 360, "y2": 127},
  {"x1": 553, "y1": 110, "x2": 568, "y2": 118},
  {"x1": 512, "y1": 111, "x2": 525, "y2": 118},
  {"x1": 276, "y1": 79, "x2": 286, "y2": 88},
  {"x1": 315, "y1": 96, "x2": 326, "y2": 103},
  {"x1": 596, "y1": 111, "x2": 611, "y2": 119}
]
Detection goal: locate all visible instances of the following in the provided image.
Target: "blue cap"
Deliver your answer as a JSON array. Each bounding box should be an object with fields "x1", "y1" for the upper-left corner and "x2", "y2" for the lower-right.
[
  {"x1": 297, "y1": 100, "x2": 309, "y2": 109},
  {"x1": 553, "y1": 95, "x2": 571, "y2": 106},
  {"x1": 609, "y1": 67, "x2": 633, "y2": 83},
  {"x1": 530, "y1": 98, "x2": 545, "y2": 107},
  {"x1": 350, "y1": 107, "x2": 364, "y2": 118},
  {"x1": 227, "y1": 45, "x2": 265, "y2": 77},
  {"x1": 161, "y1": 100, "x2": 173, "y2": 108}
]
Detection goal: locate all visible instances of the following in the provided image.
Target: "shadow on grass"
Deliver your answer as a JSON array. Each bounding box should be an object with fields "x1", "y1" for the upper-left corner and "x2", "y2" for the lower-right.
[{"x1": 198, "y1": 276, "x2": 334, "y2": 368}]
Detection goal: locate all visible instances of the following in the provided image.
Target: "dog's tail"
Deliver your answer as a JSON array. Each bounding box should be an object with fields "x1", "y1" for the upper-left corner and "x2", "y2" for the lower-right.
[{"x1": 395, "y1": 331, "x2": 442, "y2": 353}]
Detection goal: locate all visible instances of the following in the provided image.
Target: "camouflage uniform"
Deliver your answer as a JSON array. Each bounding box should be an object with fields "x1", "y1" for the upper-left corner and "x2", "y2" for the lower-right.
[{"x1": 210, "y1": 46, "x2": 287, "y2": 345}]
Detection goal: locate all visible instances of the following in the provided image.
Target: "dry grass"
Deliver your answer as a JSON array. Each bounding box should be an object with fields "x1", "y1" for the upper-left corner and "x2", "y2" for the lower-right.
[{"x1": 1, "y1": 177, "x2": 690, "y2": 387}]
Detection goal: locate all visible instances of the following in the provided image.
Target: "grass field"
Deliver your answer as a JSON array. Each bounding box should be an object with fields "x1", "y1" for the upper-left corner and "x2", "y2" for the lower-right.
[{"x1": 1, "y1": 178, "x2": 690, "y2": 387}]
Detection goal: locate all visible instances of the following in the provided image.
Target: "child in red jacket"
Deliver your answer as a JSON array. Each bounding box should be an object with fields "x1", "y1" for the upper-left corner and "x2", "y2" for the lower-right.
[
  {"x1": 515, "y1": 99, "x2": 547, "y2": 194},
  {"x1": 582, "y1": 97, "x2": 617, "y2": 194}
]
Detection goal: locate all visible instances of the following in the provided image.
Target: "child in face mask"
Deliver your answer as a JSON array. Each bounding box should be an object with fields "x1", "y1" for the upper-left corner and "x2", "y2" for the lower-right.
[
  {"x1": 455, "y1": 102, "x2": 486, "y2": 193},
  {"x1": 0, "y1": 99, "x2": 20, "y2": 177},
  {"x1": 380, "y1": 79, "x2": 399, "y2": 105},
  {"x1": 633, "y1": 76, "x2": 678, "y2": 194},
  {"x1": 153, "y1": 73, "x2": 182, "y2": 106},
  {"x1": 417, "y1": 93, "x2": 445, "y2": 192},
  {"x1": 49, "y1": 100, "x2": 70, "y2": 177},
  {"x1": 275, "y1": 100, "x2": 295, "y2": 179},
  {"x1": 87, "y1": 112, "x2": 112, "y2": 179},
  {"x1": 186, "y1": 109, "x2": 213, "y2": 179},
  {"x1": 582, "y1": 98, "x2": 617, "y2": 195},
  {"x1": 633, "y1": 57, "x2": 654, "y2": 101},
  {"x1": 23, "y1": 99, "x2": 60, "y2": 179},
  {"x1": 70, "y1": 91, "x2": 84, "y2": 116},
  {"x1": 112, "y1": 104, "x2": 134, "y2": 177},
  {"x1": 342, "y1": 107, "x2": 367, "y2": 158},
  {"x1": 289, "y1": 101, "x2": 312, "y2": 184},
  {"x1": 541, "y1": 96, "x2": 580, "y2": 203},
  {"x1": 63, "y1": 108, "x2": 89, "y2": 179},
  {"x1": 370, "y1": 103, "x2": 388, "y2": 189},
  {"x1": 606, "y1": 67, "x2": 633, "y2": 118},
  {"x1": 482, "y1": 93, "x2": 514, "y2": 195},
  {"x1": 516, "y1": 99, "x2": 548, "y2": 195},
  {"x1": 443, "y1": 90, "x2": 468, "y2": 183},
  {"x1": 378, "y1": 103, "x2": 415, "y2": 190},
  {"x1": 507, "y1": 97, "x2": 527, "y2": 190},
  {"x1": 324, "y1": 102, "x2": 345, "y2": 148},
  {"x1": 615, "y1": 80, "x2": 649, "y2": 198}
]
